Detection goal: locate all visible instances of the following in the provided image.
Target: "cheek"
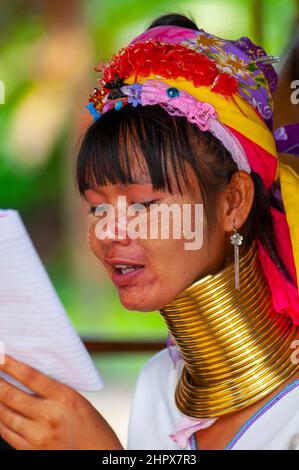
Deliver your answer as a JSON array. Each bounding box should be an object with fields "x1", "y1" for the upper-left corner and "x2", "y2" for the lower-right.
[
  {"x1": 140, "y1": 214, "x2": 212, "y2": 288},
  {"x1": 87, "y1": 216, "x2": 102, "y2": 257},
  {"x1": 141, "y1": 236, "x2": 196, "y2": 279}
]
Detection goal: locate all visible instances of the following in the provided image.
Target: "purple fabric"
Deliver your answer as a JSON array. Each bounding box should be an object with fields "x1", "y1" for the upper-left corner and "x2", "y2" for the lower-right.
[
  {"x1": 274, "y1": 124, "x2": 299, "y2": 156},
  {"x1": 166, "y1": 334, "x2": 182, "y2": 367},
  {"x1": 130, "y1": 25, "x2": 277, "y2": 130},
  {"x1": 230, "y1": 36, "x2": 278, "y2": 93}
]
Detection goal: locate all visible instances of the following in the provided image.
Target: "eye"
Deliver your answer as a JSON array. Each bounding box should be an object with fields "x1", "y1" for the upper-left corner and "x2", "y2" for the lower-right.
[
  {"x1": 131, "y1": 199, "x2": 158, "y2": 210},
  {"x1": 88, "y1": 203, "x2": 111, "y2": 216}
]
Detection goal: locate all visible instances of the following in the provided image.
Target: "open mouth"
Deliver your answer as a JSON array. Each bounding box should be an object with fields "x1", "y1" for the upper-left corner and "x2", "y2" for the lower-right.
[
  {"x1": 113, "y1": 264, "x2": 144, "y2": 275},
  {"x1": 104, "y1": 257, "x2": 146, "y2": 287},
  {"x1": 110, "y1": 263, "x2": 145, "y2": 287}
]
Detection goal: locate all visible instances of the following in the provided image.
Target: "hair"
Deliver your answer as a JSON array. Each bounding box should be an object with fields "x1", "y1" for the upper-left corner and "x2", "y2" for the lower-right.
[{"x1": 75, "y1": 12, "x2": 295, "y2": 286}]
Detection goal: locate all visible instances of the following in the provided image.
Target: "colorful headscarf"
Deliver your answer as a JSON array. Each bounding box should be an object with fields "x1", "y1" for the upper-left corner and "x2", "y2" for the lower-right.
[
  {"x1": 87, "y1": 25, "x2": 299, "y2": 326},
  {"x1": 86, "y1": 24, "x2": 299, "y2": 448}
]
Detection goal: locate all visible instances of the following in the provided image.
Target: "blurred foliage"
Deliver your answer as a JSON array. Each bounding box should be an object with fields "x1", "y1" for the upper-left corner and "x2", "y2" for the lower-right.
[
  {"x1": 52, "y1": 270, "x2": 168, "y2": 339},
  {"x1": 0, "y1": 0, "x2": 297, "y2": 338},
  {"x1": 1, "y1": 0, "x2": 296, "y2": 213}
]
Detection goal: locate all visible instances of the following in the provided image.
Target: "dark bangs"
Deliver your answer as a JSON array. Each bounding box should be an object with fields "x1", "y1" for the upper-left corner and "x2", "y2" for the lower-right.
[
  {"x1": 75, "y1": 104, "x2": 214, "y2": 196},
  {"x1": 75, "y1": 103, "x2": 239, "y2": 236}
]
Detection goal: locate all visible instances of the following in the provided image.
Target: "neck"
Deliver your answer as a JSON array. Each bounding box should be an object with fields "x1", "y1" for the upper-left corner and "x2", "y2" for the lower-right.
[{"x1": 159, "y1": 238, "x2": 299, "y2": 418}]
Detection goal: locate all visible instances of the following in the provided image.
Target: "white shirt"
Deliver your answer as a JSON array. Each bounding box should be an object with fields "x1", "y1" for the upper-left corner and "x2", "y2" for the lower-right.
[{"x1": 127, "y1": 347, "x2": 299, "y2": 450}]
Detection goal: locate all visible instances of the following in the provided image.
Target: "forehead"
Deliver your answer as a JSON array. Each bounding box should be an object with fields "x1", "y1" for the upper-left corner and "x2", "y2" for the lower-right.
[
  {"x1": 78, "y1": 106, "x2": 203, "y2": 198},
  {"x1": 121, "y1": 133, "x2": 198, "y2": 188}
]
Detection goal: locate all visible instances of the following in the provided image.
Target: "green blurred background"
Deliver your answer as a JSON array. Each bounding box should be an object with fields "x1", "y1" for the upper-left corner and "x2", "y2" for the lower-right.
[
  {"x1": 1, "y1": 0, "x2": 299, "y2": 448},
  {"x1": 0, "y1": 0, "x2": 298, "y2": 341}
]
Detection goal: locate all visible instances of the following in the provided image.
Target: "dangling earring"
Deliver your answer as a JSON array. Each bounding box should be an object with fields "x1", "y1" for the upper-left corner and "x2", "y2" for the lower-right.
[{"x1": 230, "y1": 221, "x2": 243, "y2": 290}]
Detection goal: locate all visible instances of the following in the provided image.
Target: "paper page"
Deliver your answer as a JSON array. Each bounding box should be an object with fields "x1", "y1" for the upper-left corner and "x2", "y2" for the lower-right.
[{"x1": 0, "y1": 209, "x2": 104, "y2": 394}]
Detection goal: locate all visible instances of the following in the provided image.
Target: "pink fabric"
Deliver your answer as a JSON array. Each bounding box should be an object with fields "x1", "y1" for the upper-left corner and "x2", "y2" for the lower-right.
[
  {"x1": 141, "y1": 78, "x2": 218, "y2": 131},
  {"x1": 139, "y1": 79, "x2": 251, "y2": 173},
  {"x1": 227, "y1": 126, "x2": 277, "y2": 190},
  {"x1": 228, "y1": 127, "x2": 299, "y2": 324},
  {"x1": 268, "y1": 206, "x2": 297, "y2": 286},
  {"x1": 130, "y1": 25, "x2": 196, "y2": 46},
  {"x1": 165, "y1": 340, "x2": 219, "y2": 448},
  {"x1": 211, "y1": 121, "x2": 251, "y2": 172},
  {"x1": 257, "y1": 238, "x2": 299, "y2": 324},
  {"x1": 169, "y1": 415, "x2": 218, "y2": 448}
]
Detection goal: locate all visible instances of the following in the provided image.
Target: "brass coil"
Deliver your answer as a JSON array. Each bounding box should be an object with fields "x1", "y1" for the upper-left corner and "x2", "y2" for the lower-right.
[{"x1": 159, "y1": 238, "x2": 299, "y2": 418}]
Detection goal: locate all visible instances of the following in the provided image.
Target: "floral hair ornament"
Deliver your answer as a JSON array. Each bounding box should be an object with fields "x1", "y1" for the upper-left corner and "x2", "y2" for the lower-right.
[{"x1": 87, "y1": 77, "x2": 251, "y2": 174}]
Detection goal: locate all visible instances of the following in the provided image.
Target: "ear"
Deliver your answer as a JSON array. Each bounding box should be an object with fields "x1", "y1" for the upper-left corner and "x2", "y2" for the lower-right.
[{"x1": 220, "y1": 170, "x2": 255, "y2": 232}]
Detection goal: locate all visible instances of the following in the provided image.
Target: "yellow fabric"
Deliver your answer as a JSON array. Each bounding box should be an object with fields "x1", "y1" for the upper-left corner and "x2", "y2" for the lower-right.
[
  {"x1": 126, "y1": 73, "x2": 278, "y2": 158},
  {"x1": 278, "y1": 161, "x2": 299, "y2": 286},
  {"x1": 126, "y1": 73, "x2": 299, "y2": 291}
]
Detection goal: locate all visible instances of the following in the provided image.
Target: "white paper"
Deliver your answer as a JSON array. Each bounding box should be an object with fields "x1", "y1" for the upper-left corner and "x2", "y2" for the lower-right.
[{"x1": 0, "y1": 209, "x2": 104, "y2": 394}]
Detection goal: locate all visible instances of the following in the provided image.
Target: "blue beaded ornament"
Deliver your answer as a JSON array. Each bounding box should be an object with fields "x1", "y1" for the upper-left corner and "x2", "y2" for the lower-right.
[{"x1": 166, "y1": 87, "x2": 180, "y2": 98}]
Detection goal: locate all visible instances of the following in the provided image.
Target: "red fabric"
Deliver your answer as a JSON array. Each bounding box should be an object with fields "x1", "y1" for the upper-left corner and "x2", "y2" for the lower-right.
[
  {"x1": 228, "y1": 127, "x2": 299, "y2": 324},
  {"x1": 95, "y1": 41, "x2": 237, "y2": 96}
]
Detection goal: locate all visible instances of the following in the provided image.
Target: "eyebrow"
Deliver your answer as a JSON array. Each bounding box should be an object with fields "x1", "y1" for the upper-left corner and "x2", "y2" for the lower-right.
[
  {"x1": 85, "y1": 179, "x2": 154, "y2": 191},
  {"x1": 83, "y1": 180, "x2": 155, "y2": 198}
]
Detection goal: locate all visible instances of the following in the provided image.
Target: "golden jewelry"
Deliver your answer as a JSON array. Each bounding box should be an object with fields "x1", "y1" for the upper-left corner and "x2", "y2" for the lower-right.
[{"x1": 159, "y1": 238, "x2": 299, "y2": 418}]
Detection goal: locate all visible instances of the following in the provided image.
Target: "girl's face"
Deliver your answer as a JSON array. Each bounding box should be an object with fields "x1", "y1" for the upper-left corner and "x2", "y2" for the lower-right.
[{"x1": 84, "y1": 168, "x2": 227, "y2": 312}]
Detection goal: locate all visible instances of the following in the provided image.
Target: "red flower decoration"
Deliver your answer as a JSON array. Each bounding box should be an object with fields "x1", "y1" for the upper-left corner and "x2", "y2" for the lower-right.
[
  {"x1": 90, "y1": 41, "x2": 241, "y2": 110},
  {"x1": 96, "y1": 41, "x2": 219, "y2": 90},
  {"x1": 211, "y1": 73, "x2": 238, "y2": 96}
]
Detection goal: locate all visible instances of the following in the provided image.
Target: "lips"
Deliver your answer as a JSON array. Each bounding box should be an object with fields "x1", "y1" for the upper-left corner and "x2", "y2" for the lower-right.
[{"x1": 104, "y1": 257, "x2": 145, "y2": 287}]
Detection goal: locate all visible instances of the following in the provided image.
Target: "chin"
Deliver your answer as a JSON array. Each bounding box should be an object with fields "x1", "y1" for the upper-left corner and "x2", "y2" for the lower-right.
[{"x1": 117, "y1": 287, "x2": 166, "y2": 312}]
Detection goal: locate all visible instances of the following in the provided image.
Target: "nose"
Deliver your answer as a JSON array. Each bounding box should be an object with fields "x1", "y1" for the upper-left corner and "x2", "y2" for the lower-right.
[{"x1": 93, "y1": 198, "x2": 131, "y2": 247}]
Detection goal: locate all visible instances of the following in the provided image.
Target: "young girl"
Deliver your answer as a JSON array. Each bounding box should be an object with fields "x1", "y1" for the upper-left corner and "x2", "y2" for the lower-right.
[{"x1": 1, "y1": 13, "x2": 299, "y2": 450}]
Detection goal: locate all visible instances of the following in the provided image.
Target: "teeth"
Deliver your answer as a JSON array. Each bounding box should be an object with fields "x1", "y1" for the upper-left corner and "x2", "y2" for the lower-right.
[
  {"x1": 121, "y1": 267, "x2": 136, "y2": 274},
  {"x1": 113, "y1": 264, "x2": 139, "y2": 274},
  {"x1": 113, "y1": 263, "x2": 143, "y2": 274}
]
